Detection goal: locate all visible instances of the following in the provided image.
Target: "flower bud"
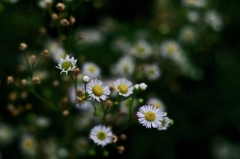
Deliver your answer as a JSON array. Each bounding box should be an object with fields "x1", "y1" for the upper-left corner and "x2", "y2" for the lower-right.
[
  {"x1": 93, "y1": 110, "x2": 101, "y2": 116},
  {"x1": 82, "y1": 75, "x2": 90, "y2": 83},
  {"x1": 41, "y1": 50, "x2": 49, "y2": 57},
  {"x1": 139, "y1": 82, "x2": 147, "y2": 90},
  {"x1": 56, "y1": 3, "x2": 65, "y2": 11},
  {"x1": 19, "y1": 43, "x2": 27, "y2": 51},
  {"x1": 7, "y1": 76, "x2": 14, "y2": 84}
]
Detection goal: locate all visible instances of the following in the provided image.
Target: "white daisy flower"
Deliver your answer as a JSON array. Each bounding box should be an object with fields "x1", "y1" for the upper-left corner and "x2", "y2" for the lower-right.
[
  {"x1": 204, "y1": 10, "x2": 223, "y2": 31},
  {"x1": 86, "y1": 79, "x2": 110, "y2": 102},
  {"x1": 78, "y1": 29, "x2": 103, "y2": 45},
  {"x1": 147, "y1": 97, "x2": 166, "y2": 112},
  {"x1": 160, "y1": 40, "x2": 182, "y2": 59},
  {"x1": 38, "y1": 0, "x2": 52, "y2": 8},
  {"x1": 112, "y1": 56, "x2": 135, "y2": 77},
  {"x1": 179, "y1": 26, "x2": 197, "y2": 44},
  {"x1": 20, "y1": 134, "x2": 37, "y2": 155},
  {"x1": 90, "y1": 125, "x2": 113, "y2": 147},
  {"x1": 144, "y1": 64, "x2": 161, "y2": 81},
  {"x1": 158, "y1": 116, "x2": 170, "y2": 130},
  {"x1": 187, "y1": 11, "x2": 200, "y2": 23},
  {"x1": 82, "y1": 62, "x2": 101, "y2": 78},
  {"x1": 45, "y1": 40, "x2": 65, "y2": 62},
  {"x1": 113, "y1": 78, "x2": 133, "y2": 97},
  {"x1": 182, "y1": 0, "x2": 206, "y2": 8},
  {"x1": 56, "y1": 54, "x2": 77, "y2": 75},
  {"x1": 0, "y1": 123, "x2": 15, "y2": 145},
  {"x1": 137, "y1": 105, "x2": 165, "y2": 128},
  {"x1": 130, "y1": 40, "x2": 152, "y2": 59}
]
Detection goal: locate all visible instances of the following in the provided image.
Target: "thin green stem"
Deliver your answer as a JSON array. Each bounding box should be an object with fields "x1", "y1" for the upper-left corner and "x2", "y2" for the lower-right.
[
  {"x1": 127, "y1": 94, "x2": 135, "y2": 124},
  {"x1": 23, "y1": 51, "x2": 33, "y2": 79},
  {"x1": 33, "y1": 56, "x2": 43, "y2": 72}
]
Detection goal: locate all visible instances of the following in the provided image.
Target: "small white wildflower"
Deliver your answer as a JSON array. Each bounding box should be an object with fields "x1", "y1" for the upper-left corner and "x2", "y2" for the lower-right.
[
  {"x1": 134, "y1": 84, "x2": 140, "y2": 90},
  {"x1": 179, "y1": 26, "x2": 197, "y2": 44},
  {"x1": 46, "y1": 40, "x2": 65, "y2": 62},
  {"x1": 82, "y1": 62, "x2": 101, "y2": 78},
  {"x1": 158, "y1": 116, "x2": 170, "y2": 130},
  {"x1": 38, "y1": 0, "x2": 52, "y2": 8},
  {"x1": 90, "y1": 125, "x2": 113, "y2": 147},
  {"x1": 147, "y1": 97, "x2": 166, "y2": 112},
  {"x1": 130, "y1": 40, "x2": 152, "y2": 59},
  {"x1": 86, "y1": 79, "x2": 110, "y2": 102},
  {"x1": 144, "y1": 64, "x2": 161, "y2": 81},
  {"x1": 56, "y1": 54, "x2": 77, "y2": 75},
  {"x1": 187, "y1": 11, "x2": 200, "y2": 23},
  {"x1": 182, "y1": 0, "x2": 206, "y2": 8},
  {"x1": 137, "y1": 105, "x2": 166, "y2": 128},
  {"x1": 139, "y1": 83, "x2": 147, "y2": 91},
  {"x1": 113, "y1": 78, "x2": 134, "y2": 97},
  {"x1": 204, "y1": 10, "x2": 223, "y2": 31},
  {"x1": 160, "y1": 40, "x2": 182, "y2": 59},
  {"x1": 0, "y1": 123, "x2": 15, "y2": 145},
  {"x1": 82, "y1": 75, "x2": 90, "y2": 83},
  {"x1": 112, "y1": 56, "x2": 135, "y2": 77},
  {"x1": 79, "y1": 29, "x2": 103, "y2": 44},
  {"x1": 20, "y1": 134, "x2": 37, "y2": 155}
]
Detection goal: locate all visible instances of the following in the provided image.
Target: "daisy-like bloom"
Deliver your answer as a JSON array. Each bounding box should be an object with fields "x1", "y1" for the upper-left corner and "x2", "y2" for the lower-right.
[
  {"x1": 147, "y1": 97, "x2": 166, "y2": 112},
  {"x1": 113, "y1": 78, "x2": 133, "y2": 97},
  {"x1": 160, "y1": 40, "x2": 182, "y2": 59},
  {"x1": 45, "y1": 40, "x2": 65, "y2": 62},
  {"x1": 86, "y1": 79, "x2": 110, "y2": 102},
  {"x1": 144, "y1": 64, "x2": 161, "y2": 81},
  {"x1": 38, "y1": 0, "x2": 52, "y2": 8},
  {"x1": 130, "y1": 40, "x2": 152, "y2": 59},
  {"x1": 20, "y1": 134, "x2": 37, "y2": 155},
  {"x1": 182, "y1": 0, "x2": 206, "y2": 8},
  {"x1": 179, "y1": 26, "x2": 197, "y2": 44},
  {"x1": 82, "y1": 62, "x2": 101, "y2": 78},
  {"x1": 56, "y1": 54, "x2": 77, "y2": 75},
  {"x1": 204, "y1": 10, "x2": 223, "y2": 32},
  {"x1": 113, "y1": 56, "x2": 135, "y2": 77},
  {"x1": 0, "y1": 123, "x2": 15, "y2": 145},
  {"x1": 78, "y1": 29, "x2": 103, "y2": 45},
  {"x1": 158, "y1": 116, "x2": 170, "y2": 130},
  {"x1": 90, "y1": 125, "x2": 113, "y2": 147},
  {"x1": 187, "y1": 11, "x2": 200, "y2": 23},
  {"x1": 137, "y1": 105, "x2": 166, "y2": 128}
]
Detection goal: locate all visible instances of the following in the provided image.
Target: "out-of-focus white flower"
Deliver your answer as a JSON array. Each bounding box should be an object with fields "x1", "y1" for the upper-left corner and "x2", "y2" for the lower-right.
[
  {"x1": 160, "y1": 40, "x2": 182, "y2": 59},
  {"x1": 179, "y1": 26, "x2": 197, "y2": 44},
  {"x1": 147, "y1": 97, "x2": 166, "y2": 112},
  {"x1": 113, "y1": 78, "x2": 134, "y2": 97},
  {"x1": 130, "y1": 40, "x2": 152, "y2": 59},
  {"x1": 111, "y1": 37, "x2": 131, "y2": 54},
  {"x1": 112, "y1": 56, "x2": 135, "y2": 77},
  {"x1": 74, "y1": 137, "x2": 89, "y2": 156},
  {"x1": 57, "y1": 148, "x2": 68, "y2": 158},
  {"x1": 82, "y1": 62, "x2": 101, "y2": 78},
  {"x1": 90, "y1": 125, "x2": 113, "y2": 146},
  {"x1": 35, "y1": 116, "x2": 51, "y2": 128},
  {"x1": 144, "y1": 64, "x2": 161, "y2": 81},
  {"x1": 20, "y1": 134, "x2": 37, "y2": 155},
  {"x1": 137, "y1": 105, "x2": 166, "y2": 128},
  {"x1": 86, "y1": 79, "x2": 110, "y2": 102},
  {"x1": 45, "y1": 40, "x2": 65, "y2": 62},
  {"x1": 79, "y1": 29, "x2": 103, "y2": 45},
  {"x1": 187, "y1": 11, "x2": 200, "y2": 23},
  {"x1": 0, "y1": 123, "x2": 15, "y2": 145},
  {"x1": 38, "y1": 0, "x2": 52, "y2": 8},
  {"x1": 182, "y1": 0, "x2": 206, "y2": 8},
  {"x1": 56, "y1": 55, "x2": 77, "y2": 75},
  {"x1": 204, "y1": 10, "x2": 223, "y2": 31}
]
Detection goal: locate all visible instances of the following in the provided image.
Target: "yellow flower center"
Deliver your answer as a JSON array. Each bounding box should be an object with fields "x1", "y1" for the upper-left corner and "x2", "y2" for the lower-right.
[
  {"x1": 92, "y1": 85, "x2": 104, "y2": 97},
  {"x1": 145, "y1": 111, "x2": 156, "y2": 121},
  {"x1": 23, "y1": 139, "x2": 34, "y2": 149},
  {"x1": 118, "y1": 84, "x2": 128, "y2": 94},
  {"x1": 97, "y1": 131, "x2": 107, "y2": 140},
  {"x1": 88, "y1": 65, "x2": 96, "y2": 73},
  {"x1": 62, "y1": 61, "x2": 73, "y2": 70},
  {"x1": 136, "y1": 46, "x2": 145, "y2": 55},
  {"x1": 166, "y1": 44, "x2": 177, "y2": 55}
]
